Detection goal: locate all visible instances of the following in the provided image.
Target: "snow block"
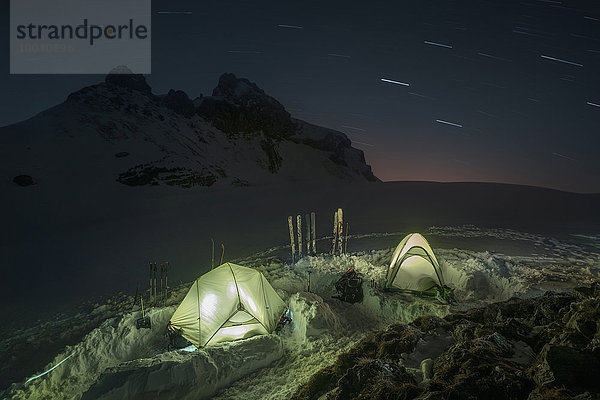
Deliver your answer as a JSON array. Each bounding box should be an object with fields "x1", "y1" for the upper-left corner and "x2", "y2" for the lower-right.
[
  {"x1": 289, "y1": 292, "x2": 344, "y2": 339},
  {"x1": 82, "y1": 334, "x2": 283, "y2": 400}
]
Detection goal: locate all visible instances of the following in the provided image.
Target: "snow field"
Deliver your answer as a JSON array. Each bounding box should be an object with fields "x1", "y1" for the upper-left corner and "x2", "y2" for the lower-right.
[{"x1": 5, "y1": 228, "x2": 599, "y2": 400}]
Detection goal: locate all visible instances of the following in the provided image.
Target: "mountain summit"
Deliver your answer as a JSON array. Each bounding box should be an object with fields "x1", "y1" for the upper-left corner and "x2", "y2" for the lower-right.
[
  {"x1": 105, "y1": 65, "x2": 152, "y2": 94},
  {"x1": 1, "y1": 72, "x2": 378, "y2": 191}
]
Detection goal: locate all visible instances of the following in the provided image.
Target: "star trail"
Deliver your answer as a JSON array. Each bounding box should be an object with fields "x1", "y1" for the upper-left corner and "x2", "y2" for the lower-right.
[{"x1": 1, "y1": 0, "x2": 599, "y2": 192}]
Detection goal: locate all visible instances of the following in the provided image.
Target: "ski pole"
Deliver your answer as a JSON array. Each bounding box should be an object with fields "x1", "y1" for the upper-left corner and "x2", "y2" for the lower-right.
[
  {"x1": 311, "y1": 212, "x2": 316, "y2": 255},
  {"x1": 133, "y1": 282, "x2": 139, "y2": 310},
  {"x1": 165, "y1": 261, "x2": 169, "y2": 302},
  {"x1": 162, "y1": 263, "x2": 166, "y2": 305},
  {"x1": 149, "y1": 262, "x2": 153, "y2": 305},
  {"x1": 160, "y1": 263, "x2": 164, "y2": 305}
]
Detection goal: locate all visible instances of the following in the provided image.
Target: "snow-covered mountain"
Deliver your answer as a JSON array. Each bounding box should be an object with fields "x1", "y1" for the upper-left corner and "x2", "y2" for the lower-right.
[{"x1": 0, "y1": 69, "x2": 378, "y2": 190}]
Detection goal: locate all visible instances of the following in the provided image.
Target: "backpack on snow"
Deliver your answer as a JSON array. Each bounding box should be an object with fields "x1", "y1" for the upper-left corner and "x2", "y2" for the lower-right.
[{"x1": 333, "y1": 268, "x2": 363, "y2": 304}]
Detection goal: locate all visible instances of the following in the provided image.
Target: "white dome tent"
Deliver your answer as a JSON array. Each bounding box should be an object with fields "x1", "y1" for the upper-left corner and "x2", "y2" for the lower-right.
[
  {"x1": 385, "y1": 233, "x2": 446, "y2": 294},
  {"x1": 169, "y1": 263, "x2": 287, "y2": 347}
]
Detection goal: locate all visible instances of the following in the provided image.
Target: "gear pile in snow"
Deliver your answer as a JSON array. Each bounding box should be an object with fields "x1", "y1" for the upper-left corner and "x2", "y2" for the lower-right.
[{"x1": 333, "y1": 268, "x2": 363, "y2": 304}]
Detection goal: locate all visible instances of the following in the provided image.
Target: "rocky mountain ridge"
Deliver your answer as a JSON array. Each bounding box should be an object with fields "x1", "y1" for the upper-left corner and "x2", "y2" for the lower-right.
[{"x1": 1, "y1": 68, "x2": 377, "y2": 190}]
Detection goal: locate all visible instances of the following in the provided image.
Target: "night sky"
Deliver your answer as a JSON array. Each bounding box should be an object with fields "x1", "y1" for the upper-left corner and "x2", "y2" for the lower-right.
[{"x1": 2, "y1": 0, "x2": 599, "y2": 192}]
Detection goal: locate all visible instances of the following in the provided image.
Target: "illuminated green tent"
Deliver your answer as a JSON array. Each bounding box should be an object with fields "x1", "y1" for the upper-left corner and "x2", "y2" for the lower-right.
[
  {"x1": 385, "y1": 233, "x2": 445, "y2": 292},
  {"x1": 169, "y1": 263, "x2": 286, "y2": 347}
]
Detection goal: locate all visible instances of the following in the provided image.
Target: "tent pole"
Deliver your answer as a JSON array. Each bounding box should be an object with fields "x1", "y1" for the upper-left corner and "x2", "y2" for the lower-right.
[{"x1": 149, "y1": 262, "x2": 152, "y2": 305}]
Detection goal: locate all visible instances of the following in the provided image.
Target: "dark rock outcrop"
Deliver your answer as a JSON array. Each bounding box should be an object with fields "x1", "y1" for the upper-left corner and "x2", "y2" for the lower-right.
[
  {"x1": 194, "y1": 73, "x2": 378, "y2": 178},
  {"x1": 532, "y1": 345, "x2": 600, "y2": 393},
  {"x1": 12, "y1": 175, "x2": 35, "y2": 186},
  {"x1": 292, "y1": 283, "x2": 600, "y2": 400},
  {"x1": 293, "y1": 119, "x2": 379, "y2": 182},
  {"x1": 292, "y1": 323, "x2": 428, "y2": 400},
  {"x1": 13, "y1": 71, "x2": 378, "y2": 189},
  {"x1": 117, "y1": 164, "x2": 217, "y2": 188},
  {"x1": 162, "y1": 89, "x2": 196, "y2": 118},
  {"x1": 335, "y1": 359, "x2": 422, "y2": 400},
  {"x1": 197, "y1": 73, "x2": 296, "y2": 140}
]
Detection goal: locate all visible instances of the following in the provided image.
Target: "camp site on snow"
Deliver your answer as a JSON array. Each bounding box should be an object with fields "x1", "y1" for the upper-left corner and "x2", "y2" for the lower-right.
[{"x1": 4, "y1": 208, "x2": 599, "y2": 400}]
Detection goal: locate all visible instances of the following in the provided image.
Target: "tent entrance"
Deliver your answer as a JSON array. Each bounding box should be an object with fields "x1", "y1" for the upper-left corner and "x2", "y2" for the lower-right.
[
  {"x1": 391, "y1": 255, "x2": 440, "y2": 291},
  {"x1": 386, "y1": 233, "x2": 449, "y2": 299},
  {"x1": 210, "y1": 323, "x2": 268, "y2": 344},
  {"x1": 222, "y1": 310, "x2": 259, "y2": 327}
]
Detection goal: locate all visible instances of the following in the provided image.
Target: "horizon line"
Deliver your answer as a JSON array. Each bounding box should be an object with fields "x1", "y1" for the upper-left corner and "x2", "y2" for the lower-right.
[{"x1": 375, "y1": 179, "x2": 599, "y2": 195}]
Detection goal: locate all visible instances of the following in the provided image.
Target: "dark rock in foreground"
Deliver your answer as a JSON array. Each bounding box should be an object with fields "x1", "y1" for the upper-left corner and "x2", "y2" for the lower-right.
[{"x1": 292, "y1": 283, "x2": 600, "y2": 400}]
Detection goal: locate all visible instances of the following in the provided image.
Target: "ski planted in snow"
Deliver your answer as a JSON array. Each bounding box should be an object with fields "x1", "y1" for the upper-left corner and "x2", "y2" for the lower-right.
[
  {"x1": 297, "y1": 214, "x2": 303, "y2": 258},
  {"x1": 344, "y1": 223, "x2": 349, "y2": 254},
  {"x1": 311, "y1": 212, "x2": 316, "y2": 255},
  {"x1": 331, "y1": 210, "x2": 339, "y2": 254},
  {"x1": 305, "y1": 213, "x2": 311, "y2": 256},
  {"x1": 337, "y1": 208, "x2": 344, "y2": 255},
  {"x1": 288, "y1": 216, "x2": 296, "y2": 262}
]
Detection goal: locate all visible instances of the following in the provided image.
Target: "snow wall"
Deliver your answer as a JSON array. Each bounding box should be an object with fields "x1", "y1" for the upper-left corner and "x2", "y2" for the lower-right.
[{"x1": 82, "y1": 334, "x2": 283, "y2": 400}]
